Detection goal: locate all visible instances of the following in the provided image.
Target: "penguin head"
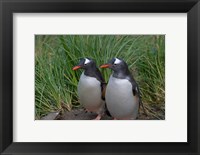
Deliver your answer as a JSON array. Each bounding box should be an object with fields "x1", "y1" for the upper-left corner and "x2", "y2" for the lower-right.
[
  {"x1": 73, "y1": 58, "x2": 96, "y2": 71},
  {"x1": 100, "y1": 58, "x2": 128, "y2": 73}
]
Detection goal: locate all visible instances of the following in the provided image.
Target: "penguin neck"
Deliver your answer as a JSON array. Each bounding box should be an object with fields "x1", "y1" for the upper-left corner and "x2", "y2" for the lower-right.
[
  {"x1": 84, "y1": 65, "x2": 98, "y2": 77},
  {"x1": 112, "y1": 68, "x2": 131, "y2": 79}
]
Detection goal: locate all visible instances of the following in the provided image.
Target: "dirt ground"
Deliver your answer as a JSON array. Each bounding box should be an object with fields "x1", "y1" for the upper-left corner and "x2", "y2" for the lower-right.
[{"x1": 41, "y1": 106, "x2": 162, "y2": 120}]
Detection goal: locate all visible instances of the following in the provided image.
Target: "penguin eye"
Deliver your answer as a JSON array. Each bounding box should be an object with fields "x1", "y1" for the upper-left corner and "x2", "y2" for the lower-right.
[{"x1": 113, "y1": 64, "x2": 117, "y2": 66}]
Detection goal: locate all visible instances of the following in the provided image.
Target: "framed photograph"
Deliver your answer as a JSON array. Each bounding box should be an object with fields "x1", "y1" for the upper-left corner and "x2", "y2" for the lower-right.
[
  {"x1": 0, "y1": 0, "x2": 199, "y2": 154},
  {"x1": 34, "y1": 34, "x2": 165, "y2": 121}
]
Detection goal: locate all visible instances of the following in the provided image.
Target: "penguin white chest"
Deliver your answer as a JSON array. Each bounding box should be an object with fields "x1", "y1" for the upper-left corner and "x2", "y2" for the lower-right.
[
  {"x1": 106, "y1": 75, "x2": 139, "y2": 119},
  {"x1": 78, "y1": 73, "x2": 103, "y2": 112}
]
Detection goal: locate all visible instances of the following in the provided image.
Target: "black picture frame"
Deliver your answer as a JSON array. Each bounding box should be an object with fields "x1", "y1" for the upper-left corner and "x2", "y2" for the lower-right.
[{"x1": 0, "y1": 0, "x2": 200, "y2": 154}]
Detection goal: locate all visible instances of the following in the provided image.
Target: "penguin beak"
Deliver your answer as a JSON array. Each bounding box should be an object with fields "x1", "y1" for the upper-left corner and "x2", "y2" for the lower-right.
[
  {"x1": 72, "y1": 65, "x2": 81, "y2": 70},
  {"x1": 100, "y1": 64, "x2": 111, "y2": 68}
]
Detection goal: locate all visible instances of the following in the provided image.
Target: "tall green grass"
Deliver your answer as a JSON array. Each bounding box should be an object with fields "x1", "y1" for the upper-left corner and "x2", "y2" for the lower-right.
[{"x1": 35, "y1": 35, "x2": 165, "y2": 119}]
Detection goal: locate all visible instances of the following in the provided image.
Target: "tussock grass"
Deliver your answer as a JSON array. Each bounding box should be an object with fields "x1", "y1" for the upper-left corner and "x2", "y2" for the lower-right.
[{"x1": 35, "y1": 35, "x2": 165, "y2": 119}]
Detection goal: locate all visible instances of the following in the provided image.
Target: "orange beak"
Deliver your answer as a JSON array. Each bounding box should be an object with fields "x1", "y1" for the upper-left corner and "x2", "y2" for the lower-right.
[
  {"x1": 100, "y1": 64, "x2": 111, "y2": 68},
  {"x1": 72, "y1": 66, "x2": 81, "y2": 70}
]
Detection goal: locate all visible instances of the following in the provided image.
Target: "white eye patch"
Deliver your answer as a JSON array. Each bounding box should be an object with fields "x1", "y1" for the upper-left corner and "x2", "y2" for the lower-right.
[
  {"x1": 84, "y1": 58, "x2": 90, "y2": 65},
  {"x1": 114, "y1": 58, "x2": 121, "y2": 64}
]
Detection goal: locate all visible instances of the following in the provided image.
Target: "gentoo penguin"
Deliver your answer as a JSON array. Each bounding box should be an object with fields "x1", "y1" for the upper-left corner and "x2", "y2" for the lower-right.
[
  {"x1": 100, "y1": 58, "x2": 143, "y2": 120},
  {"x1": 73, "y1": 58, "x2": 106, "y2": 120}
]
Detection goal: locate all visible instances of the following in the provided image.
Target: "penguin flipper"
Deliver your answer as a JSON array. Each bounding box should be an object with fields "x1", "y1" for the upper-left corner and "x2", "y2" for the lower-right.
[
  {"x1": 132, "y1": 85, "x2": 147, "y2": 116},
  {"x1": 101, "y1": 82, "x2": 107, "y2": 100},
  {"x1": 100, "y1": 83, "x2": 111, "y2": 117}
]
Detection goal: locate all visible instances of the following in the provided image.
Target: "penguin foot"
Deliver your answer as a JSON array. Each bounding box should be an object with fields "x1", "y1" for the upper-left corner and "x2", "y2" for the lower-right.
[
  {"x1": 113, "y1": 118, "x2": 117, "y2": 120},
  {"x1": 93, "y1": 114, "x2": 101, "y2": 120},
  {"x1": 84, "y1": 109, "x2": 90, "y2": 113}
]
